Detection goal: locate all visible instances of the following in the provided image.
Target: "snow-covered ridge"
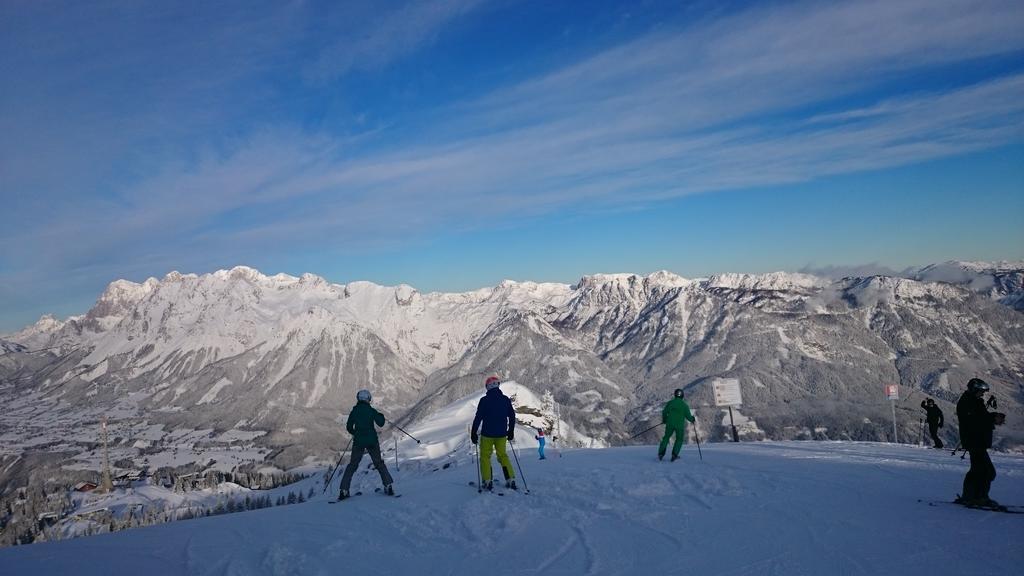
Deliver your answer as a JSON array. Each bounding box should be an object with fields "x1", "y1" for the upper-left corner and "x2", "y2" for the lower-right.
[
  {"x1": 5, "y1": 262, "x2": 1019, "y2": 365},
  {"x1": 573, "y1": 270, "x2": 692, "y2": 291},
  {"x1": 9, "y1": 262, "x2": 1021, "y2": 344},
  {"x1": 704, "y1": 271, "x2": 827, "y2": 291},
  {"x1": 845, "y1": 275, "x2": 969, "y2": 301},
  {"x1": 926, "y1": 260, "x2": 1024, "y2": 274}
]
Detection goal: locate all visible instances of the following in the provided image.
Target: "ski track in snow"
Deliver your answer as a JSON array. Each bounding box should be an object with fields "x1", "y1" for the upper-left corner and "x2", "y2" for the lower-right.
[{"x1": 2, "y1": 441, "x2": 1023, "y2": 575}]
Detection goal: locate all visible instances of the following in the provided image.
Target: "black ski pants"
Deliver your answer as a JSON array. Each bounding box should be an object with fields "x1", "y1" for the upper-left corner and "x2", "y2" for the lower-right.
[
  {"x1": 962, "y1": 448, "x2": 996, "y2": 501},
  {"x1": 928, "y1": 422, "x2": 943, "y2": 448},
  {"x1": 339, "y1": 442, "x2": 393, "y2": 492}
]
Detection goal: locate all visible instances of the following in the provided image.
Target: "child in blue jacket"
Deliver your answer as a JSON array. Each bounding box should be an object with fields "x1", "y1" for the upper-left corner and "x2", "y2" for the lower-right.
[{"x1": 535, "y1": 428, "x2": 546, "y2": 460}]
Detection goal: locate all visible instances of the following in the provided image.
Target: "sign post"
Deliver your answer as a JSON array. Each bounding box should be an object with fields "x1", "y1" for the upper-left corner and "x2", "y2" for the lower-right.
[
  {"x1": 712, "y1": 378, "x2": 743, "y2": 442},
  {"x1": 885, "y1": 384, "x2": 899, "y2": 443}
]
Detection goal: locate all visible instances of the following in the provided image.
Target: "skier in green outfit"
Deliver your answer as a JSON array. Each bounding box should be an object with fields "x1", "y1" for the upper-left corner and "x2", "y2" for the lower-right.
[
  {"x1": 338, "y1": 389, "x2": 394, "y2": 500},
  {"x1": 659, "y1": 388, "x2": 696, "y2": 461}
]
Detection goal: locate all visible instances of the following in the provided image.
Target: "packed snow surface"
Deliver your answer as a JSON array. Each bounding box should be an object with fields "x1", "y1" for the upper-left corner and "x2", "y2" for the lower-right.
[{"x1": 2, "y1": 441, "x2": 1021, "y2": 575}]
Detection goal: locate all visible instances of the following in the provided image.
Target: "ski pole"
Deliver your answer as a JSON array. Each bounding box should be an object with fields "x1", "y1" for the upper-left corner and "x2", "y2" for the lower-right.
[
  {"x1": 631, "y1": 422, "x2": 662, "y2": 439},
  {"x1": 323, "y1": 436, "x2": 353, "y2": 495},
  {"x1": 475, "y1": 440, "x2": 482, "y2": 493},
  {"x1": 919, "y1": 417, "x2": 924, "y2": 446},
  {"x1": 392, "y1": 423, "x2": 422, "y2": 444},
  {"x1": 509, "y1": 438, "x2": 530, "y2": 494},
  {"x1": 693, "y1": 422, "x2": 703, "y2": 462}
]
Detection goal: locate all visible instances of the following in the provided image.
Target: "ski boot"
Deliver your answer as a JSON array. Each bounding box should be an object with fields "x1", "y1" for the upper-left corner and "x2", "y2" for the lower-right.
[
  {"x1": 384, "y1": 484, "x2": 394, "y2": 496},
  {"x1": 671, "y1": 454, "x2": 680, "y2": 462},
  {"x1": 506, "y1": 479, "x2": 518, "y2": 491},
  {"x1": 338, "y1": 489, "x2": 350, "y2": 501},
  {"x1": 484, "y1": 480, "x2": 494, "y2": 492},
  {"x1": 658, "y1": 452, "x2": 665, "y2": 461},
  {"x1": 977, "y1": 497, "x2": 1002, "y2": 509}
]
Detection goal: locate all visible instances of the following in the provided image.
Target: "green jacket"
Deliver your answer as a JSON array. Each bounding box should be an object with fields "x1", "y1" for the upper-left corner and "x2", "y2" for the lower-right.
[
  {"x1": 347, "y1": 400, "x2": 385, "y2": 447},
  {"x1": 662, "y1": 397, "x2": 695, "y2": 429}
]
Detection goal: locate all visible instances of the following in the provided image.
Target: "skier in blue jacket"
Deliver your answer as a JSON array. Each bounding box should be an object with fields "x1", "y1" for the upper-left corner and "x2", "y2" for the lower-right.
[{"x1": 471, "y1": 375, "x2": 517, "y2": 491}]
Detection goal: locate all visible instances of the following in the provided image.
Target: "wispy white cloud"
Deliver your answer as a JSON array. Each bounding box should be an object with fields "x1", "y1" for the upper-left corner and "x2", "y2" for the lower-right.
[
  {"x1": 304, "y1": 0, "x2": 485, "y2": 81},
  {"x1": 2, "y1": 0, "x2": 1023, "y2": 329}
]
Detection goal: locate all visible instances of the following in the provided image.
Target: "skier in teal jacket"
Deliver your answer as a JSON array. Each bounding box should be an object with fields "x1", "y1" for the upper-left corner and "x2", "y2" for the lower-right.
[
  {"x1": 338, "y1": 389, "x2": 394, "y2": 500},
  {"x1": 659, "y1": 389, "x2": 696, "y2": 461}
]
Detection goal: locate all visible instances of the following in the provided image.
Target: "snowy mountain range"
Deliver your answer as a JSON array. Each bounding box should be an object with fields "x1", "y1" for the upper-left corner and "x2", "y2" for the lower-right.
[{"x1": 1, "y1": 261, "x2": 1022, "y2": 497}]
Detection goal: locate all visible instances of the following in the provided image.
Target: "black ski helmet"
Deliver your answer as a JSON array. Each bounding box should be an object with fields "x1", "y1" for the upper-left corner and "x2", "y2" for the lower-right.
[
  {"x1": 674, "y1": 388, "x2": 684, "y2": 398},
  {"x1": 967, "y1": 378, "x2": 990, "y2": 393}
]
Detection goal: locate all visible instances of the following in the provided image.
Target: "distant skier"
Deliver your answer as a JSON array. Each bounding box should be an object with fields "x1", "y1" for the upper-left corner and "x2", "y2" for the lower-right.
[
  {"x1": 337, "y1": 389, "x2": 394, "y2": 500},
  {"x1": 470, "y1": 376, "x2": 517, "y2": 491},
  {"x1": 659, "y1": 389, "x2": 696, "y2": 462},
  {"x1": 955, "y1": 378, "x2": 1006, "y2": 508},
  {"x1": 535, "y1": 428, "x2": 547, "y2": 460},
  {"x1": 920, "y1": 398, "x2": 944, "y2": 448}
]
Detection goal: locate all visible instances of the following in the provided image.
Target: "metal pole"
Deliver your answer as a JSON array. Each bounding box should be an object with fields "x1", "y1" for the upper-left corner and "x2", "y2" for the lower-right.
[
  {"x1": 509, "y1": 439, "x2": 530, "y2": 494},
  {"x1": 631, "y1": 422, "x2": 662, "y2": 439},
  {"x1": 395, "y1": 435, "x2": 399, "y2": 472},
  {"x1": 322, "y1": 436, "x2": 353, "y2": 495},
  {"x1": 728, "y1": 406, "x2": 739, "y2": 442},
  {"x1": 556, "y1": 402, "x2": 563, "y2": 458},
  {"x1": 392, "y1": 423, "x2": 422, "y2": 444},
  {"x1": 891, "y1": 400, "x2": 898, "y2": 443},
  {"x1": 919, "y1": 417, "x2": 925, "y2": 446},
  {"x1": 475, "y1": 440, "x2": 482, "y2": 493},
  {"x1": 693, "y1": 421, "x2": 703, "y2": 462}
]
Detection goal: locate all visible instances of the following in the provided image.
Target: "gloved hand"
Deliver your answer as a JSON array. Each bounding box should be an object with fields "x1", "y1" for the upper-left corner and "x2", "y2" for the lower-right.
[
  {"x1": 471, "y1": 431, "x2": 479, "y2": 445},
  {"x1": 507, "y1": 431, "x2": 514, "y2": 442},
  {"x1": 993, "y1": 412, "x2": 1006, "y2": 426}
]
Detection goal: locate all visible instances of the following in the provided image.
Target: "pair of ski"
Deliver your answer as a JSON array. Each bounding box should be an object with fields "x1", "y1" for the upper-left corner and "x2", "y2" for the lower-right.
[
  {"x1": 920, "y1": 499, "x2": 1023, "y2": 514},
  {"x1": 328, "y1": 487, "x2": 402, "y2": 503},
  {"x1": 468, "y1": 480, "x2": 525, "y2": 496}
]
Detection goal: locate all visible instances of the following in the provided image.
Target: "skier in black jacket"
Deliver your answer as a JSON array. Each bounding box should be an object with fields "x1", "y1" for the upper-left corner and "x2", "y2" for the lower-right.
[
  {"x1": 955, "y1": 378, "x2": 1005, "y2": 507},
  {"x1": 920, "y1": 398, "x2": 944, "y2": 448}
]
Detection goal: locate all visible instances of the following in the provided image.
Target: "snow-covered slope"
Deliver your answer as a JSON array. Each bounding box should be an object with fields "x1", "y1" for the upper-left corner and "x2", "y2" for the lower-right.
[{"x1": 0, "y1": 440, "x2": 1020, "y2": 575}]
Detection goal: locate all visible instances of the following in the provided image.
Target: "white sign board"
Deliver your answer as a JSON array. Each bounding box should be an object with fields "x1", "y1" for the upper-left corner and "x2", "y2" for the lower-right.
[
  {"x1": 885, "y1": 384, "x2": 899, "y2": 400},
  {"x1": 713, "y1": 378, "x2": 743, "y2": 406}
]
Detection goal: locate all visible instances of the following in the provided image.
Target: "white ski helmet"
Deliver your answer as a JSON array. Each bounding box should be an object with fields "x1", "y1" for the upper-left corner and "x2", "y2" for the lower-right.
[{"x1": 356, "y1": 389, "x2": 372, "y2": 402}]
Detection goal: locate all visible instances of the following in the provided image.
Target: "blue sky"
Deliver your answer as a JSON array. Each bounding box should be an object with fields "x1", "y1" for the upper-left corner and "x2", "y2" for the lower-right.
[{"x1": 1, "y1": 0, "x2": 1023, "y2": 332}]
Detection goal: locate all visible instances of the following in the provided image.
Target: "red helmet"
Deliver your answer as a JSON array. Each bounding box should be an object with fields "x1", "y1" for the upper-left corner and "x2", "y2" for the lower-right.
[{"x1": 485, "y1": 375, "x2": 501, "y2": 390}]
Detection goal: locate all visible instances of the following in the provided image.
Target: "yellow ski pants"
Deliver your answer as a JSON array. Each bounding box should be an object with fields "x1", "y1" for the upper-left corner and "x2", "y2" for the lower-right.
[{"x1": 479, "y1": 436, "x2": 515, "y2": 482}]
